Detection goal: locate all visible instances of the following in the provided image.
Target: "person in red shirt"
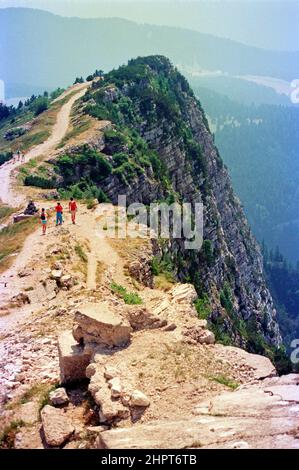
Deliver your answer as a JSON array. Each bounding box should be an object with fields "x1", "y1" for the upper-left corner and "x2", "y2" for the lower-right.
[
  {"x1": 55, "y1": 202, "x2": 63, "y2": 226},
  {"x1": 69, "y1": 197, "x2": 77, "y2": 224}
]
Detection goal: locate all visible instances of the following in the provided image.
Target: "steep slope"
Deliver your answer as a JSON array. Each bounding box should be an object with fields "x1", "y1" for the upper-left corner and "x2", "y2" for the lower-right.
[
  {"x1": 0, "y1": 67, "x2": 297, "y2": 449},
  {"x1": 47, "y1": 56, "x2": 282, "y2": 357}
]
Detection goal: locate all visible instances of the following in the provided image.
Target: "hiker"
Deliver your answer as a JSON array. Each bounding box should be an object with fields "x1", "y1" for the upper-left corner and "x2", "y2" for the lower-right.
[
  {"x1": 68, "y1": 197, "x2": 77, "y2": 224},
  {"x1": 21, "y1": 151, "x2": 25, "y2": 162},
  {"x1": 40, "y1": 208, "x2": 47, "y2": 235},
  {"x1": 55, "y1": 202, "x2": 63, "y2": 226}
]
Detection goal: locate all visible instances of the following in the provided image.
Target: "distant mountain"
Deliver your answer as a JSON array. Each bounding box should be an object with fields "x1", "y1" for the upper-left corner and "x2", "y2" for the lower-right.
[
  {"x1": 1, "y1": 8, "x2": 298, "y2": 97},
  {"x1": 188, "y1": 76, "x2": 293, "y2": 107}
]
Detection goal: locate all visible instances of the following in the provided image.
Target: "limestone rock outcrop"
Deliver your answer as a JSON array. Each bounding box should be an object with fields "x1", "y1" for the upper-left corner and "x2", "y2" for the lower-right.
[
  {"x1": 49, "y1": 388, "x2": 69, "y2": 406},
  {"x1": 58, "y1": 331, "x2": 91, "y2": 384},
  {"x1": 41, "y1": 405, "x2": 74, "y2": 447},
  {"x1": 97, "y1": 374, "x2": 299, "y2": 449},
  {"x1": 130, "y1": 390, "x2": 150, "y2": 407},
  {"x1": 73, "y1": 302, "x2": 132, "y2": 347}
]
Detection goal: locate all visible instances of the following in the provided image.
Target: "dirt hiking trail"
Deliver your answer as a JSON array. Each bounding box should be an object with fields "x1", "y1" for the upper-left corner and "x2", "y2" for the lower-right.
[{"x1": 0, "y1": 83, "x2": 88, "y2": 207}]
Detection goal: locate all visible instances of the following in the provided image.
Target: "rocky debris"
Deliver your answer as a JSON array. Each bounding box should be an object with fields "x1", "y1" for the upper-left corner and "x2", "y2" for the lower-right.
[
  {"x1": 126, "y1": 305, "x2": 167, "y2": 331},
  {"x1": 58, "y1": 331, "x2": 91, "y2": 384},
  {"x1": 19, "y1": 401, "x2": 39, "y2": 425},
  {"x1": 51, "y1": 270, "x2": 63, "y2": 281},
  {"x1": 53, "y1": 260, "x2": 64, "y2": 270},
  {"x1": 86, "y1": 425, "x2": 109, "y2": 435},
  {"x1": 108, "y1": 377, "x2": 122, "y2": 398},
  {"x1": 18, "y1": 268, "x2": 32, "y2": 278},
  {"x1": 103, "y1": 366, "x2": 119, "y2": 380},
  {"x1": 54, "y1": 307, "x2": 68, "y2": 317},
  {"x1": 130, "y1": 390, "x2": 150, "y2": 407},
  {"x1": 183, "y1": 325, "x2": 215, "y2": 345},
  {"x1": 97, "y1": 374, "x2": 299, "y2": 449},
  {"x1": 170, "y1": 284, "x2": 198, "y2": 305},
  {"x1": 74, "y1": 302, "x2": 132, "y2": 347},
  {"x1": 49, "y1": 387, "x2": 69, "y2": 406},
  {"x1": 10, "y1": 292, "x2": 30, "y2": 307},
  {"x1": 85, "y1": 363, "x2": 97, "y2": 379},
  {"x1": 198, "y1": 319, "x2": 208, "y2": 328},
  {"x1": 127, "y1": 258, "x2": 153, "y2": 288},
  {"x1": 163, "y1": 323, "x2": 177, "y2": 332},
  {"x1": 24, "y1": 201, "x2": 38, "y2": 216},
  {"x1": 41, "y1": 405, "x2": 74, "y2": 447},
  {"x1": 72, "y1": 324, "x2": 83, "y2": 344},
  {"x1": 44, "y1": 279, "x2": 58, "y2": 293},
  {"x1": 215, "y1": 345, "x2": 276, "y2": 380},
  {"x1": 88, "y1": 372, "x2": 129, "y2": 423},
  {"x1": 0, "y1": 330, "x2": 59, "y2": 406},
  {"x1": 60, "y1": 274, "x2": 75, "y2": 289}
]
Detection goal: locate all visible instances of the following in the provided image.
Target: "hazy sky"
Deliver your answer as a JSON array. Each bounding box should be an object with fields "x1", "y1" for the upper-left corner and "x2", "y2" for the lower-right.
[{"x1": 1, "y1": 0, "x2": 298, "y2": 50}]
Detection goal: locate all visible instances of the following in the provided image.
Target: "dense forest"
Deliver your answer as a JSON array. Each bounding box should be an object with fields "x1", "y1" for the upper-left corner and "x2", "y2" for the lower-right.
[
  {"x1": 262, "y1": 243, "x2": 299, "y2": 353},
  {"x1": 192, "y1": 85, "x2": 299, "y2": 265},
  {"x1": 189, "y1": 75, "x2": 291, "y2": 107}
]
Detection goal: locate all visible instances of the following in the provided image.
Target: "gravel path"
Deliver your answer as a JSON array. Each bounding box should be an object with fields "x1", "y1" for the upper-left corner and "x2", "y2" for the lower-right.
[{"x1": 0, "y1": 84, "x2": 88, "y2": 207}]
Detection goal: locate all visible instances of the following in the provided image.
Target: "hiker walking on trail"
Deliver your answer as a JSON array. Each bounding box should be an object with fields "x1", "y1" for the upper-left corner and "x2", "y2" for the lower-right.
[
  {"x1": 55, "y1": 202, "x2": 63, "y2": 226},
  {"x1": 69, "y1": 197, "x2": 77, "y2": 224},
  {"x1": 40, "y1": 208, "x2": 47, "y2": 235}
]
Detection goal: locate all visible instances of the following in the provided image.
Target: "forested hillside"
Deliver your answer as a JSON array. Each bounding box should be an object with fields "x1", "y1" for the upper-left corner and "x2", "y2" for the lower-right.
[
  {"x1": 262, "y1": 244, "x2": 299, "y2": 352},
  {"x1": 193, "y1": 86, "x2": 299, "y2": 265},
  {"x1": 1, "y1": 7, "x2": 299, "y2": 97}
]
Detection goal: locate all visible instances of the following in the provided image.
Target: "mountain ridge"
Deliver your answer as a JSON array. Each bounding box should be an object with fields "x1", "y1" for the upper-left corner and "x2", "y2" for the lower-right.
[
  {"x1": 32, "y1": 55, "x2": 283, "y2": 359},
  {"x1": 1, "y1": 7, "x2": 298, "y2": 97},
  {"x1": 1, "y1": 55, "x2": 298, "y2": 450}
]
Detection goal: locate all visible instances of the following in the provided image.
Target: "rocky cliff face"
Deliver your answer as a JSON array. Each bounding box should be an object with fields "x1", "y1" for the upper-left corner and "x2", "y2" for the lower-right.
[{"x1": 53, "y1": 56, "x2": 281, "y2": 354}]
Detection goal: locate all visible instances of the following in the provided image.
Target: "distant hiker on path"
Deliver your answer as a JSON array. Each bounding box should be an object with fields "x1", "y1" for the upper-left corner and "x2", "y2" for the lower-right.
[
  {"x1": 55, "y1": 202, "x2": 63, "y2": 226},
  {"x1": 69, "y1": 197, "x2": 77, "y2": 224},
  {"x1": 40, "y1": 208, "x2": 47, "y2": 235}
]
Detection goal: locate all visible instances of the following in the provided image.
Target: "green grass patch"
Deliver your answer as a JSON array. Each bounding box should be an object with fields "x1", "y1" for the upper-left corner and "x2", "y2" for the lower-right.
[
  {"x1": 210, "y1": 374, "x2": 239, "y2": 390},
  {"x1": 57, "y1": 117, "x2": 92, "y2": 148},
  {"x1": 151, "y1": 254, "x2": 175, "y2": 281},
  {"x1": 7, "y1": 382, "x2": 59, "y2": 414},
  {"x1": 75, "y1": 243, "x2": 88, "y2": 263},
  {"x1": 110, "y1": 282, "x2": 143, "y2": 305},
  {"x1": 194, "y1": 294, "x2": 212, "y2": 320},
  {"x1": 0, "y1": 204, "x2": 15, "y2": 223},
  {"x1": 85, "y1": 198, "x2": 98, "y2": 210},
  {"x1": 0, "y1": 216, "x2": 38, "y2": 273}
]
